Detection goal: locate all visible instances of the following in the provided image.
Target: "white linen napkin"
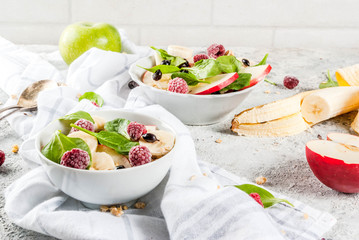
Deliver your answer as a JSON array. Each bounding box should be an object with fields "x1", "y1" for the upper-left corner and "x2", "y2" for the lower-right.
[{"x1": 0, "y1": 33, "x2": 336, "y2": 240}]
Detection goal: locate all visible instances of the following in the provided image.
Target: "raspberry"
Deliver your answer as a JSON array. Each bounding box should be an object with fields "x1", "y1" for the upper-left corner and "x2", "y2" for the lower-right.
[
  {"x1": 70, "y1": 119, "x2": 95, "y2": 133},
  {"x1": 168, "y1": 77, "x2": 189, "y2": 94},
  {"x1": 127, "y1": 122, "x2": 147, "y2": 141},
  {"x1": 207, "y1": 44, "x2": 226, "y2": 59},
  {"x1": 92, "y1": 102, "x2": 100, "y2": 107},
  {"x1": 193, "y1": 54, "x2": 209, "y2": 63},
  {"x1": 249, "y1": 193, "x2": 264, "y2": 207},
  {"x1": 60, "y1": 148, "x2": 90, "y2": 169},
  {"x1": 283, "y1": 76, "x2": 299, "y2": 89},
  {"x1": 129, "y1": 145, "x2": 152, "y2": 167},
  {"x1": 0, "y1": 150, "x2": 5, "y2": 166}
]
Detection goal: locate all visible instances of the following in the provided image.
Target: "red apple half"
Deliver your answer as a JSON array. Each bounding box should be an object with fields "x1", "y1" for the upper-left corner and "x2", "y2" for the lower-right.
[
  {"x1": 190, "y1": 72, "x2": 239, "y2": 95},
  {"x1": 241, "y1": 64, "x2": 272, "y2": 90},
  {"x1": 306, "y1": 135, "x2": 359, "y2": 193}
]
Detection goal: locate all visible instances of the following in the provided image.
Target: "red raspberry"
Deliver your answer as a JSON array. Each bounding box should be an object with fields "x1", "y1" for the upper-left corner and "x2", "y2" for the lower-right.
[
  {"x1": 207, "y1": 44, "x2": 226, "y2": 59},
  {"x1": 129, "y1": 145, "x2": 152, "y2": 167},
  {"x1": 70, "y1": 119, "x2": 95, "y2": 133},
  {"x1": 60, "y1": 148, "x2": 90, "y2": 169},
  {"x1": 193, "y1": 54, "x2": 209, "y2": 63},
  {"x1": 91, "y1": 102, "x2": 100, "y2": 107},
  {"x1": 127, "y1": 122, "x2": 147, "y2": 141},
  {"x1": 249, "y1": 193, "x2": 264, "y2": 207},
  {"x1": 168, "y1": 77, "x2": 189, "y2": 94},
  {"x1": 0, "y1": 150, "x2": 5, "y2": 166},
  {"x1": 283, "y1": 76, "x2": 299, "y2": 89}
]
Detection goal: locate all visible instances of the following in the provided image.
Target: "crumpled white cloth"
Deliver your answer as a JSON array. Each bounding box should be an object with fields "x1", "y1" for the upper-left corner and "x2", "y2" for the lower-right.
[{"x1": 0, "y1": 32, "x2": 336, "y2": 240}]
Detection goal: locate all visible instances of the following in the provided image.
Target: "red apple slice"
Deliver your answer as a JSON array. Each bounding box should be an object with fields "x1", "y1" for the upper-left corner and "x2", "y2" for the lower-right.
[
  {"x1": 327, "y1": 132, "x2": 359, "y2": 147},
  {"x1": 306, "y1": 139, "x2": 359, "y2": 193},
  {"x1": 241, "y1": 64, "x2": 272, "y2": 90},
  {"x1": 190, "y1": 72, "x2": 239, "y2": 95}
]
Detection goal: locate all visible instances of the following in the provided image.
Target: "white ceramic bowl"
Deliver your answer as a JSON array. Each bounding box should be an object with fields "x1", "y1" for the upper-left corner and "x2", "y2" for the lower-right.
[
  {"x1": 35, "y1": 110, "x2": 176, "y2": 206},
  {"x1": 129, "y1": 56, "x2": 262, "y2": 125}
]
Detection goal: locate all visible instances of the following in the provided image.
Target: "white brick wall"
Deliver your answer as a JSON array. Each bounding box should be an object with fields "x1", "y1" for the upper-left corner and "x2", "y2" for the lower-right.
[{"x1": 0, "y1": 0, "x2": 358, "y2": 48}]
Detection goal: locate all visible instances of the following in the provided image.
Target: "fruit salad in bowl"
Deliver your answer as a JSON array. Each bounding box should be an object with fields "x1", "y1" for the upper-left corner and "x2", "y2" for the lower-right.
[
  {"x1": 35, "y1": 110, "x2": 176, "y2": 205},
  {"x1": 129, "y1": 44, "x2": 272, "y2": 125}
]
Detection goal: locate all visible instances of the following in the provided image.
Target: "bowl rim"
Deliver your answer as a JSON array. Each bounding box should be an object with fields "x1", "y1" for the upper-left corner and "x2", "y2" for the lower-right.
[
  {"x1": 35, "y1": 109, "x2": 177, "y2": 174},
  {"x1": 129, "y1": 55, "x2": 265, "y2": 99}
]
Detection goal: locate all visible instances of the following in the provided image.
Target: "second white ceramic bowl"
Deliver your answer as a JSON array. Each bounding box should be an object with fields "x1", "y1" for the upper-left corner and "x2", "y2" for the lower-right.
[
  {"x1": 129, "y1": 56, "x2": 262, "y2": 125},
  {"x1": 35, "y1": 110, "x2": 176, "y2": 205}
]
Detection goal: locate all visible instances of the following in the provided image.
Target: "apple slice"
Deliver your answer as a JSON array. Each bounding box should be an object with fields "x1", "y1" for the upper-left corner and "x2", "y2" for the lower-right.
[
  {"x1": 306, "y1": 139, "x2": 359, "y2": 193},
  {"x1": 189, "y1": 72, "x2": 239, "y2": 95},
  {"x1": 241, "y1": 64, "x2": 272, "y2": 90},
  {"x1": 327, "y1": 132, "x2": 359, "y2": 147}
]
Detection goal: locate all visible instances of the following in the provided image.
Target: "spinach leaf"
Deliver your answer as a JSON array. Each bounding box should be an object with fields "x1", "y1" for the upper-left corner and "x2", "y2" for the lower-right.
[
  {"x1": 185, "y1": 59, "x2": 222, "y2": 79},
  {"x1": 171, "y1": 72, "x2": 209, "y2": 86},
  {"x1": 104, "y1": 118, "x2": 131, "y2": 139},
  {"x1": 234, "y1": 184, "x2": 293, "y2": 208},
  {"x1": 151, "y1": 46, "x2": 186, "y2": 67},
  {"x1": 79, "y1": 92, "x2": 104, "y2": 107},
  {"x1": 254, "y1": 54, "x2": 269, "y2": 66},
  {"x1": 319, "y1": 70, "x2": 339, "y2": 89},
  {"x1": 220, "y1": 73, "x2": 252, "y2": 93},
  {"x1": 41, "y1": 130, "x2": 92, "y2": 167},
  {"x1": 71, "y1": 124, "x2": 138, "y2": 155},
  {"x1": 216, "y1": 55, "x2": 242, "y2": 73},
  {"x1": 59, "y1": 111, "x2": 94, "y2": 124},
  {"x1": 140, "y1": 65, "x2": 181, "y2": 74}
]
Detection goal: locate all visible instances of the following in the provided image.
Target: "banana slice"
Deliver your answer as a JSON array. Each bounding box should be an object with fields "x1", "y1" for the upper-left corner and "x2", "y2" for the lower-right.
[
  {"x1": 97, "y1": 145, "x2": 131, "y2": 168},
  {"x1": 335, "y1": 64, "x2": 359, "y2": 86},
  {"x1": 140, "y1": 129, "x2": 175, "y2": 158},
  {"x1": 142, "y1": 71, "x2": 171, "y2": 90},
  {"x1": 67, "y1": 131, "x2": 98, "y2": 154},
  {"x1": 301, "y1": 86, "x2": 359, "y2": 124},
  {"x1": 91, "y1": 152, "x2": 115, "y2": 170},
  {"x1": 92, "y1": 115, "x2": 106, "y2": 132},
  {"x1": 233, "y1": 91, "x2": 316, "y2": 125},
  {"x1": 167, "y1": 45, "x2": 193, "y2": 62},
  {"x1": 232, "y1": 112, "x2": 309, "y2": 137}
]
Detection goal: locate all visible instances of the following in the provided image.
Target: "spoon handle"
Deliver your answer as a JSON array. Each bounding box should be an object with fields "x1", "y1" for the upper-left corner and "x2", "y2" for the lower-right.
[
  {"x1": 0, "y1": 105, "x2": 22, "y2": 114},
  {"x1": 0, "y1": 106, "x2": 37, "y2": 121}
]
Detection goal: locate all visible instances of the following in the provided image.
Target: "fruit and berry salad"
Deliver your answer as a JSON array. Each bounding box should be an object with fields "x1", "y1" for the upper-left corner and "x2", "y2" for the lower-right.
[
  {"x1": 139, "y1": 44, "x2": 272, "y2": 95},
  {"x1": 41, "y1": 111, "x2": 175, "y2": 170}
]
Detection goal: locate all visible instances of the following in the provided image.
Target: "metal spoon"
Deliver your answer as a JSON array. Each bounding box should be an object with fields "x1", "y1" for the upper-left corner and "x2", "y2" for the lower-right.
[{"x1": 0, "y1": 80, "x2": 61, "y2": 120}]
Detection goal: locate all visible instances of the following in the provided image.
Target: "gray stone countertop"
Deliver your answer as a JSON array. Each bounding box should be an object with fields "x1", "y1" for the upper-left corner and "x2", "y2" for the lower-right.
[{"x1": 1, "y1": 45, "x2": 359, "y2": 240}]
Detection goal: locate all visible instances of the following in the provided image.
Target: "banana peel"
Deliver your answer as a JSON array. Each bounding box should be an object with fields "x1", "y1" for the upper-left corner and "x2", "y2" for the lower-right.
[{"x1": 232, "y1": 86, "x2": 359, "y2": 137}]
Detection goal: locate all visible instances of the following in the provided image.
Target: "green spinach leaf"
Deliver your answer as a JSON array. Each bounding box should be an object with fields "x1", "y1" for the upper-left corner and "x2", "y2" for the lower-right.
[
  {"x1": 171, "y1": 72, "x2": 209, "y2": 86},
  {"x1": 140, "y1": 65, "x2": 181, "y2": 74},
  {"x1": 220, "y1": 73, "x2": 252, "y2": 93},
  {"x1": 71, "y1": 124, "x2": 138, "y2": 155},
  {"x1": 254, "y1": 54, "x2": 269, "y2": 66},
  {"x1": 79, "y1": 92, "x2": 104, "y2": 107},
  {"x1": 104, "y1": 118, "x2": 131, "y2": 139},
  {"x1": 319, "y1": 70, "x2": 339, "y2": 89},
  {"x1": 184, "y1": 59, "x2": 222, "y2": 79},
  {"x1": 41, "y1": 130, "x2": 92, "y2": 167},
  {"x1": 59, "y1": 111, "x2": 94, "y2": 124},
  {"x1": 216, "y1": 55, "x2": 242, "y2": 73},
  {"x1": 234, "y1": 184, "x2": 293, "y2": 208},
  {"x1": 151, "y1": 46, "x2": 186, "y2": 67}
]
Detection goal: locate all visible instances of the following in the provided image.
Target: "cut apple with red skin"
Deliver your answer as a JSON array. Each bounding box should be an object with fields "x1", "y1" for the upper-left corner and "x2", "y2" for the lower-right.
[
  {"x1": 306, "y1": 133, "x2": 359, "y2": 193},
  {"x1": 241, "y1": 64, "x2": 272, "y2": 90},
  {"x1": 190, "y1": 72, "x2": 239, "y2": 95}
]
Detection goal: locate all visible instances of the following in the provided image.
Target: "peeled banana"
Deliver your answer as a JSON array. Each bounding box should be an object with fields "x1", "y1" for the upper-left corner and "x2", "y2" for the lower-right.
[
  {"x1": 335, "y1": 64, "x2": 359, "y2": 86},
  {"x1": 232, "y1": 86, "x2": 359, "y2": 137},
  {"x1": 301, "y1": 86, "x2": 359, "y2": 124}
]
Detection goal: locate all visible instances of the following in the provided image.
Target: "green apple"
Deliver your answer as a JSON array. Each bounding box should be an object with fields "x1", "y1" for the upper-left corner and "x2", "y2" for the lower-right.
[{"x1": 59, "y1": 22, "x2": 121, "y2": 65}]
